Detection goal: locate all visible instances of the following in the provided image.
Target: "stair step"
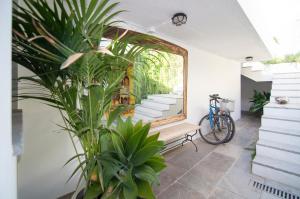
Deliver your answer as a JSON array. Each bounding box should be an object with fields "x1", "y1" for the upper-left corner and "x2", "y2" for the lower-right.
[
  {"x1": 133, "y1": 112, "x2": 157, "y2": 122},
  {"x1": 271, "y1": 89, "x2": 300, "y2": 97},
  {"x1": 273, "y1": 72, "x2": 300, "y2": 79},
  {"x1": 259, "y1": 128, "x2": 300, "y2": 147},
  {"x1": 141, "y1": 99, "x2": 170, "y2": 110},
  {"x1": 270, "y1": 96, "x2": 300, "y2": 104},
  {"x1": 264, "y1": 103, "x2": 300, "y2": 118},
  {"x1": 135, "y1": 109, "x2": 162, "y2": 118},
  {"x1": 262, "y1": 115, "x2": 300, "y2": 129},
  {"x1": 135, "y1": 105, "x2": 164, "y2": 117},
  {"x1": 252, "y1": 155, "x2": 300, "y2": 188},
  {"x1": 260, "y1": 126, "x2": 300, "y2": 137},
  {"x1": 138, "y1": 103, "x2": 169, "y2": 111},
  {"x1": 273, "y1": 78, "x2": 300, "y2": 84},
  {"x1": 147, "y1": 95, "x2": 177, "y2": 104},
  {"x1": 273, "y1": 73, "x2": 300, "y2": 79},
  {"x1": 272, "y1": 83, "x2": 300, "y2": 90},
  {"x1": 149, "y1": 94, "x2": 183, "y2": 99},
  {"x1": 256, "y1": 139, "x2": 300, "y2": 164},
  {"x1": 265, "y1": 102, "x2": 300, "y2": 109}
]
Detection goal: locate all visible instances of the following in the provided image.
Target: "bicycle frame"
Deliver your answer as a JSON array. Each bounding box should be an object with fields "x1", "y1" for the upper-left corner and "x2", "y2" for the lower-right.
[{"x1": 208, "y1": 98, "x2": 220, "y2": 128}]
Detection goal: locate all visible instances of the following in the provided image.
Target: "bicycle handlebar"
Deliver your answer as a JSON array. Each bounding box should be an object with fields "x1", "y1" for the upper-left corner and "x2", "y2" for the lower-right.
[{"x1": 209, "y1": 94, "x2": 222, "y2": 100}]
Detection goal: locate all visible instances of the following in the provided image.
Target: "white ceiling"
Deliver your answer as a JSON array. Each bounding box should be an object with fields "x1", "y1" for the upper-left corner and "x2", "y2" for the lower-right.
[{"x1": 115, "y1": 0, "x2": 271, "y2": 61}]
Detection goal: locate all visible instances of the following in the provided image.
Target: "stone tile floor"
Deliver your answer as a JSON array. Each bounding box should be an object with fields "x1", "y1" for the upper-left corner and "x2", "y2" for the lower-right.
[
  {"x1": 155, "y1": 113, "x2": 300, "y2": 199},
  {"x1": 60, "y1": 113, "x2": 300, "y2": 199}
]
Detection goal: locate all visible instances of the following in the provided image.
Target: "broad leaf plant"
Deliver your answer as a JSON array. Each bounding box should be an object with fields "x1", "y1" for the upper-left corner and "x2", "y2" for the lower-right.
[{"x1": 12, "y1": 0, "x2": 166, "y2": 198}]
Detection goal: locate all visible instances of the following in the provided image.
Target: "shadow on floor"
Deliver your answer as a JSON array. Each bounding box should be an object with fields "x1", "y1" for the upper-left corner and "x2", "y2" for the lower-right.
[{"x1": 155, "y1": 113, "x2": 300, "y2": 199}]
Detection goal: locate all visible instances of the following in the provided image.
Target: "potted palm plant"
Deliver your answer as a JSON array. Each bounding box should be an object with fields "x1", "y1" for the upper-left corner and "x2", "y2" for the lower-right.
[{"x1": 13, "y1": 0, "x2": 166, "y2": 198}]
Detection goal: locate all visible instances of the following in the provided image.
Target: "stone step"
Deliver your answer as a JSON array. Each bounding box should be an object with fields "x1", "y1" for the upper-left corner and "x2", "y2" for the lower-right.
[
  {"x1": 272, "y1": 83, "x2": 300, "y2": 90},
  {"x1": 133, "y1": 112, "x2": 157, "y2": 123},
  {"x1": 135, "y1": 109, "x2": 162, "y2": 118},
  {"x1": 270, "y1": 96, "x2": 300, "y2": 104},
  {"x1": 135, "y1": 105, "x2": 164, "y2": 117},
  {"x1": 147, "y1": 95, "x2": 177, "y2": 105},
  {"x1": 253, "y1": 155, "x2": 300, "y2": 188},
  {"x1": 264, "y1": 103, "x2": 300, "y2": 118},
  {"x1": 259, "y1": 126, "x2": 300, "y2": 146},
  {"x1": 141, "y1": 99, "x2": 170, "y2": 110},
  {"x1": 149, "y1": 94, "x2": 183, "y2": 99},
  {"x1": 256, "y1": 139, "x2": 300, "y2": 164},
  {"x1": 139, "y1": 103, "x2": 170, "y2": 111},
  {"x1": 262, "y1": 115, "x2": 300, "y2": 130},
  {"x1": 273, "y1": 72, "x2": 300, "y2": 79},
  {"x1": 273, "y1": 78, "x2": 300, "y2": 84},
  {"x1": 271, "y1": 89, "x2": 300, "y2": 97}
]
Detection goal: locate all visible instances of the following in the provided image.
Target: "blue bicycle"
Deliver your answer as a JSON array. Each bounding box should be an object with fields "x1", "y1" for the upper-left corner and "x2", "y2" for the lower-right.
[{"x1": 199, "y1": 94, "x2": 235, "y2": 145}]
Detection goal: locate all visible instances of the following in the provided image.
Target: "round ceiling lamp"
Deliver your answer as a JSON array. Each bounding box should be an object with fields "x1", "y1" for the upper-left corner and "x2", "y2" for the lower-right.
[
  {"x1": 242, "y1": 56, "x2": 265, "y2": 70},
  {"x1": 172, "y1": 13, "x2": 187, "y2": 26},
  {"x1": 245, "y1": 56, "x2": 253, "y2": 62}
]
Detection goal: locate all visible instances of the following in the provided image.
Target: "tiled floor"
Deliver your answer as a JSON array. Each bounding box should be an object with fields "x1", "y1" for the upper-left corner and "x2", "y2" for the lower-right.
[
  {"x1": 155, "y1": 113, "x2": 300, "y2": 199},
  {"x1": 60, "y1": 113, "x2": 300, "y2": 199}
]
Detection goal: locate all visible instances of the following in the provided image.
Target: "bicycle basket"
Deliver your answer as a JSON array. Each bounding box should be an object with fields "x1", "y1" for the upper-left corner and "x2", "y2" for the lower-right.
[{"x1": 220, "y1": 99, "x2": 235, "y2": 112}]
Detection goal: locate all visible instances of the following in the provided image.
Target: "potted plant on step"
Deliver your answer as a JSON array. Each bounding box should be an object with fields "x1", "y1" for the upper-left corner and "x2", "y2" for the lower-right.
[
  {"x1": 249, "y1": 90, "x2": 270, "y2": 116},
  {"x1": 13, "y1": 0, "x2": 166, "y2": 198}
]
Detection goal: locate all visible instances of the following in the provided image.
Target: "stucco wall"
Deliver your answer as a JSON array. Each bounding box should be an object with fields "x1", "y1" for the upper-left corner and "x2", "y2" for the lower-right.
[
  {"x1": 241, "y1": 75, "x2": 272, "y2": 111},
  {"x1": 17, "y1": 31, "x2": 242, "y2": 199},
  {"x1": 0, "y1": 0, "x2": 17, "y2": 198}
]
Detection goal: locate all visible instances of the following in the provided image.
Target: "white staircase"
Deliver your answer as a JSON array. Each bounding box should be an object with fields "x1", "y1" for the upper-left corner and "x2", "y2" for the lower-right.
[
  {"x1": 242, "y1": 63, "x2": 300, "y2": 82},
  {"x1": 133, "y1": 94, "x2": 183, "y2": 122},
  {"x1": 252, "y1": 72, "x2": 300, "y2": 189}
]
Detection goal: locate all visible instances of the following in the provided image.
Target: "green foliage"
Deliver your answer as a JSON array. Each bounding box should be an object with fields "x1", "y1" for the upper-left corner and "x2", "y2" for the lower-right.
[
  {"x1": 101, "y1": 119, "x2": 166, "y2": 198},
  {"x1": 13, "y1": 0, "x2": 166, "y2": 198},
  {"x1": 263, "y1": 52, "x2": 300, "y2": 64},
  {"x1": 134, "y1": 50, "x2": 183, "y2": 103},
  {"x1": 249, "y1": 90, "x2": 270, "y2": 115}
]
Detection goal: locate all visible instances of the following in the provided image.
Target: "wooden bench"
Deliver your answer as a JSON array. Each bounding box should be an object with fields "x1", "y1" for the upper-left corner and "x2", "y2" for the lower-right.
[{"x1": 150, "y1": 122, "x2": 200, "y2": 153}]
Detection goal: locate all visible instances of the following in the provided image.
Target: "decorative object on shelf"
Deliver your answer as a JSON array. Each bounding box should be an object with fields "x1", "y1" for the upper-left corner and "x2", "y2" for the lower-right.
[
  {"x1": 275, "y1": 96, "x2": 289, "y2": 104},
  {"x1": 172, "y1": 13, "x2": 187, "y2": 26}
]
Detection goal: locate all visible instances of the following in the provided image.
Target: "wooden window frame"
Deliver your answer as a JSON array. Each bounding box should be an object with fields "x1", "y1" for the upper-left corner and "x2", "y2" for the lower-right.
[{"x1": 105, "y1": 27, "x2": 188, "y2": 127}]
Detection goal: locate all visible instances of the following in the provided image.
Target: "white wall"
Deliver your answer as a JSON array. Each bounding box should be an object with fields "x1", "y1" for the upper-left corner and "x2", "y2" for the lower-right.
[
  {"x1": 186, "y1": 46, "x2": 241, "y2": 124},
  {"x1": 0, "y1": 0, "x2": 17, "y2": 198},
  {"x1": 241, "y1": 75, "x2": 272, "y2": 111},
  {"x1": 17, "y1": 69, "x2": 81, "y2": 199},
  {"x1": 17, "y1": 25, "x2": 242, "y2": 199}
]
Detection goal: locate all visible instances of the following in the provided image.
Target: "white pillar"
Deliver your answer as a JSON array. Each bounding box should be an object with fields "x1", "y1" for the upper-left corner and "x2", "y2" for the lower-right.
[{"x1": 0, "y1": 0, "x2": 17, "y2": 198}]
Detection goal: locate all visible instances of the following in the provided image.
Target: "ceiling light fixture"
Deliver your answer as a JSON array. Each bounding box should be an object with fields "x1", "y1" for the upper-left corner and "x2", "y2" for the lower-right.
[
  {"x1": 242, "y1": 56, "x2": 265, "y2": 70},
  {"x1": 245, "y1": 56, "x2": 253, "y2": 62},
  {"x1": 172, "y1": 13, "x2": 187, "y2": 26}
]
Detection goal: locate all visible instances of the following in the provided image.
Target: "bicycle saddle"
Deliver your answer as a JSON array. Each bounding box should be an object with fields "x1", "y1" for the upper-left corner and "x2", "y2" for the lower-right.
[{"x1": 209, "y1": 94, "x2": 221, "y2": 99}]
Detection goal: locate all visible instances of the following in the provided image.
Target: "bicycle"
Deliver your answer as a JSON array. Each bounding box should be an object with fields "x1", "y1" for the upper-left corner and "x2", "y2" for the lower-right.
[{"x1": 199, "y1": 94, "x2": 235, "y2": 145}]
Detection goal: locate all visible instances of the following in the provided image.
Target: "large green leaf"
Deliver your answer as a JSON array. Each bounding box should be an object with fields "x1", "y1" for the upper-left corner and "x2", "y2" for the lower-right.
[
  {"x1": 83, "y1": 183, "x2": 102, "y2": 199},
  {"x1": 125, "y1": 123, "x2": 150, "y2": 158},
  {"x1": 145, "y1": 155, "x2": 166, "y2": 173},
  {"x1": 132, "y1": 141, "x2": 164, "y2": 166},
  {"x1": 134, "y1": 165, "x2": 159, "y2": 185},
  {"x1": 137, "y1": 180, "x2": 155, "y2": 199}
]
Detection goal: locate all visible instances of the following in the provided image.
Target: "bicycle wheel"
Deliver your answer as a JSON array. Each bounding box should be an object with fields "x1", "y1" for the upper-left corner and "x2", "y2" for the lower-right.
[
  {"x1": 223, "y1": 114, "x2": 235, "y2": 143},
  {"x1": 199, "y1": 114, "x2": 231, "y2": 145}
]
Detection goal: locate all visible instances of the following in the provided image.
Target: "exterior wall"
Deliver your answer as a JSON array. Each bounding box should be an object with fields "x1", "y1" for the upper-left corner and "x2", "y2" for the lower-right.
[
  {"x1": 0, "y1": 0, "x2": 17, "y2": 198},
  {"x1": 17, "y1": 29, "x2": 242, "y2": 199},
  {"x1": 17, "y1": 69, "x2": 82, "y2": 199},
  {"x1": 241, "y1": 75, "x2": 272, "y2": 111}
]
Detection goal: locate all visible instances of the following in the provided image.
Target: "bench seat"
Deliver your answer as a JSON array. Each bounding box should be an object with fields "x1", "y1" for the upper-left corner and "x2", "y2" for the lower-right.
[{"x1": 150, "y1": 122, "x2": 200, "y2": 152}]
